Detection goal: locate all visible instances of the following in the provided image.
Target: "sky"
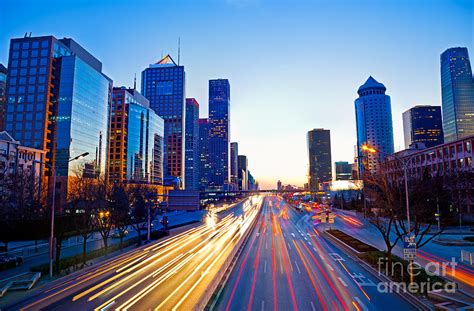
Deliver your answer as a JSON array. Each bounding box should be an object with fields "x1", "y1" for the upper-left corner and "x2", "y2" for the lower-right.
[{"x1": 1, "y1": 0, "x2": 473, "y2": 189}]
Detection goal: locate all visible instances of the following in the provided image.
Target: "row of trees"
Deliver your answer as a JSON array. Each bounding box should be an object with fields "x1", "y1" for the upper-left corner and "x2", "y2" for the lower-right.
[
  {"x1": 345, "y1": 168, "x2": 473, "y2": 265},
  {"x1": 0, "y1": 168, "x2": 161, "y2": 272}
]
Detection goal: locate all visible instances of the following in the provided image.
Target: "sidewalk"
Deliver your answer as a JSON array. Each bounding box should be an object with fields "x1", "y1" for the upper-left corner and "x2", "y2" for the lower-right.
[{"x1": 0, "y1": 210, "x2": 205, "y2": 280}]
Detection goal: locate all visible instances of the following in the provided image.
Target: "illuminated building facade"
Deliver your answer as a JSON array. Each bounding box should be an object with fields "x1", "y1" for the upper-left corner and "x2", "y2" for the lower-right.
[
  {"x1": 141, "y1": 55, "x2": 185, "y2": 186},
  {"x1": 403, "y1": 105, "x2": 443, "y2": 149},
  {"x1": 185, "y1": 98, "x2": 199, "y2": 190},
  {"x1": 441, "y1": 47, "x2": 474, "y2": 143},
  {"x1": 208, "y1": 79, "x2": 230, "y2": 190},
  {"x1": 307, "y1": 128, "x2": 332, "y2": 191},
  {"x1": 230, "y1": 142, "x2": 238, "y2": 185},
  {"x1": 355, "y1": 76, "x2": 394, "y2": 173},
  {"x1": 108, "y1": 87, "x2": 164, "y2": 185},
  {"x1": 198, "y1": 118, "x2": 211, "y2": 190},
  {"x1": 335, "y1": 161, "x2": 353, "y2": 180},
  {"x1": 237, "y1": 155, "x2": 248, "y2": 191},
  {"x1": 4, "y1": 35, "x2": 112, "y2": 204}
]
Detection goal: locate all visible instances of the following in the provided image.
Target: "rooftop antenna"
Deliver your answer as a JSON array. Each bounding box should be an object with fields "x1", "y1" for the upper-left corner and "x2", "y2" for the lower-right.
[
  {"x1": 133, "y1": 73, "x2": 137, "y2": 90},
  {"x1": 177, "y1": 37, "x2": 181, "y2": 65}
]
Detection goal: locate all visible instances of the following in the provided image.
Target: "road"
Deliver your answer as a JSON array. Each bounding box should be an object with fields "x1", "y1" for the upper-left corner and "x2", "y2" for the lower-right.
[
  {"x1": 215, "y1": 195, "x2": 416, "y2": 311},
  {"x1": 333, "y1": 209, "x2": 474, "y2": 290},
  {"x1": 5, "y1": 195, "x2": 264, "y2": 311}
]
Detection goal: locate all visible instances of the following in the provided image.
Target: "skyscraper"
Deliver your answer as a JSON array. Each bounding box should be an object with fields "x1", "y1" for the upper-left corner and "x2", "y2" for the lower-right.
[
  {"x1": 185, "y1": 98, "x2": 199, "y2": 190},
  {"x1": 141, "y1": 55, "x2": 185, "y2": 187},
  {"x1": 208, "y1": 79, "x2": 230, "y2": 190},
  {"x1": 335, "y1": 161, "x2": 353, "y2": 180},
  {"x1": 0, "y1": 64, "x2": 6, "y2": 131},
  {"x1": 355, "y1": 76, "x2": 394, "y2": 173},
  {"x1": 307, "y1": 129, "x2": 332, "y2": 191},
  {"x1": 403, "y1": 105, "x2": 444, "y2": 149},
  {"x1": 237, "y1": 155, "x2": 248, "y2": 191},
  {"x1": 440, "y1": 47, "x2": 474, "y2": 142},
  {"x1": 4, "y1": 35, "x2": 112, "y2": 204},
  {"x1": 198, "y1": 118, "x2": 211, "y2": 190},
  {"x1": 230, "y1": 142, "x2": 238, "y2": 186},
  {"x1": 108, "y1": 87, "x2": 164, "y2": 185}
]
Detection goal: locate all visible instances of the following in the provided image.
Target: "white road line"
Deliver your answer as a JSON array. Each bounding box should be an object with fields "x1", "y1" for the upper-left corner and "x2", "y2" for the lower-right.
[
  {"x1": 287, "y1": 242, "x2": 292, "y2": 250},
  {"x1": 295, "y1": 261, "x2": 301, "y2": 274},
  {"x1": 266, "y1": 241, "x2": 268, "y2": 250},
  {"x1": 291, "y1": 233, "x2": 295, "y2": 237},
  {"x1": 310, "y1": 301, "x2": 316, "y2": 311},
  {"x1": 338, "y1": 277, "x2": 348, "y2": 287},
  {"x1": 261, "y1": 300, "x2": 265, "y2": 311},
  {"x1": 264, "y1": 260, "x2": 267, "y2": 273},
  {"x1": 313, "y1": 247, "x2": 318, "y2": 252},
  {"x1": 354, "y1": 297, "x2": 368, "y2": 311}
]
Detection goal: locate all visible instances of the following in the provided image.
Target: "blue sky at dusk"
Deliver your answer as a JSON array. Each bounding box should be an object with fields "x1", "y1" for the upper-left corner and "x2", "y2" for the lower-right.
[{"x1": 1, "y1": 0, "x2": 472, "y2": 189}]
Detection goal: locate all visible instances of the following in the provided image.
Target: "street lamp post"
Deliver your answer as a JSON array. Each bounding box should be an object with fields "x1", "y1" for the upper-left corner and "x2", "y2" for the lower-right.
[
  {"x1": 33, "y1": 151, "x2": 89, "y2": 278},
  {"x1": 362, "y1": 144, "x2": 416, "y2": 284}
]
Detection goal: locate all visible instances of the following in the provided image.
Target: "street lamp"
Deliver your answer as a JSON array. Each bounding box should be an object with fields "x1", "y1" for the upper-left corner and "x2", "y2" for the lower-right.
[
  {"x1": 362, "y1": 144, "x2": 418, "y2": 284},
  {"x1": 33, "y1": 151, "x2": 89, "y2": 278}
]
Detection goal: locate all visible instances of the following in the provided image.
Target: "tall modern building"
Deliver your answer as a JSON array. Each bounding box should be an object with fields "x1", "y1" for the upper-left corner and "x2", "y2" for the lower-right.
[
  {"x1": 440, "y1": 47, "x2": 474, "y2": 142},
  {"x1": 141, "y1": 55, "x2": 185, "y2": 187},
  {"x1": 185, "y1": 98, "x2": 199, "y2": 190},
  {"x1": 355, "y1": 76, "x2": 394, "y2": 173},
  {"x1": 4, "y1": 35, "x2": 112, "y2": 204},
  {"x1": 207, "y1": 79, "x2": 230, "y2": 190},
  {"x1": 0, "y1": 64, "x2": 7, "y2": 131},
  {"x1": 403, "y1": 105, "x2": 444, "y2": 149},
  {"x1": 230, "y1": 142, "x2": 238, "y2": 185},
  {"x1": 307, "y1": 129, "x2": 332, "y2": 191},
  {"x1": 198, "y1": 118, "x2": 211, "y2": 190},
  {"x1": 108, "y1": 87, "x2": 164, "y2": 185},
  {"x1": 237, "y1": 155, "x2": 248, "y2": 191},
  {"x1": 335, "y1": 161, "x2": 353, "y2": 180}
]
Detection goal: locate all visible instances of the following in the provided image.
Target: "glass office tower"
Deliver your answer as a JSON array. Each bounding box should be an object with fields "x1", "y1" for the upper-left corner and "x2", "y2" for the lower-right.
[
  {"x1": 141, "y1": 55, "x2": 185, "y2": 187},
  {"x1": 108, "y1": 87, "x2": 164, "y2": 185},
  {"x1": 403, "y1": 105, "x2": 444, "y2": 149},
  {"x1": 230, "y1": 142, "x2": 238, "y2": 186},
  {"x1": 4, "y1": 35, "x2": 112, "y2": 204},
  {"x1": 208, "y1": 79, "x2": 230, "y2": 190},
  {"x1": 441, "y1": 47, "x2": 474, "y2": 142},
  {"x1": 307, "y1": 129, "x2": 332, "y2": 191},
  {"x1": 355, "y1": 76, "x2": 394, "y2": 173},
  {"x1": 198, "y1": 118, "x2": 211, "y2": 190},
  {"x1": 185, "y1": 98, "x2": 199, "y2": 190}
]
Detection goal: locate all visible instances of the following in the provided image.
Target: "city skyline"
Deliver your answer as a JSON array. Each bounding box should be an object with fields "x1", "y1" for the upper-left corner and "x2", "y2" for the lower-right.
[{"x1": 1, "y1": 0, "x2": 472, "y2": 189}]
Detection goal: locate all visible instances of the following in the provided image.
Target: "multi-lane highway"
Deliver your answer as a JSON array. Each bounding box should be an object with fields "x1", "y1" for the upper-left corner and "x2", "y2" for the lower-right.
[
  {"x1": 6, "y1": 196, "x2": 264, "y2": 311},
  {"x1": 215, "y1": 195, "x2": 417, "y2": 311}
]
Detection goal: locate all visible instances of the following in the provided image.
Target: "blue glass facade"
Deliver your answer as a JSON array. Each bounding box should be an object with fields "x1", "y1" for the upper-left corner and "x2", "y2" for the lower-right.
[
  {"x1": 55, "y1": 56, "x2": 110, "y2": 179},
  {"x1": 185, "y1": 98, "x2": 199, "y2": 190},
  {"x1": 402, "y1": 105, "x2": 444, "y2": 149},
  {"x1": 198, "y1": 118, "x2": 211, "y2": 190},
  {"x1": 141, "y1": 55, "x2": 185, "y2": 186},
  {"x1": 108, "y1": 88, "x2": 164, "y2": 185},
  {"x1": 208, "y1": 79, "x2": 230, "y2": 190},
  {"x1": 441, "y1": 47, "x2": 474, "y2": 142},
  {"x1": 4, "y1": 35, "x2": 111, "y2": 204},
  {"x1": 355, "y1": 76, "x2": 394, "y2": 173}
]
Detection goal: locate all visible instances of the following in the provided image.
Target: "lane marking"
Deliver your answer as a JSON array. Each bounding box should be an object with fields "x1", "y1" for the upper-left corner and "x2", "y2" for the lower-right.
[
  {"x1": 261, "y1": 300, "x2": 265, "y2": 311},
  {"x1": 338, "y1": 277, "x2": 348, "y2": 287},
  {"x1": 264, "y1": 260, "x2": 267, "y2": 274},
  {"x1": 287, "y1": 242, "x2": 292, "y2": 250},
  {"x1": 313, "y1": 247, "x2": 318, "y2": 252},
  {"x1": 310, "y1": 301, "x2": 316, "y2": 311},
  {"x1": 294, "y1": 261, "x2": 301, "y2": 274},
  {"x1": 354, "y1": 296, "x2": 368, "y2": 311},
  {"x1": 291, "y1": 233, "x2": 295, "y2": 237}
]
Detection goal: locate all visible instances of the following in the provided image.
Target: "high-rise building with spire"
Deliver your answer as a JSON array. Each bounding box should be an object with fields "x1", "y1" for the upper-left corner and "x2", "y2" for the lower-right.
[
  {"x1": 141, "y1": 55, "x2": 185, "y2": 187},
  {"x1": 355, "y1": 76, "x2": 394, "y2": 173}
]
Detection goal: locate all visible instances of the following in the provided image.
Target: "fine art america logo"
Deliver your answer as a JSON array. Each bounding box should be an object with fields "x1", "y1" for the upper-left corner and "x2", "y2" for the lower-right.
[{"x1": 376, "y1": 257, "x2": 457, "y2": 294}]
